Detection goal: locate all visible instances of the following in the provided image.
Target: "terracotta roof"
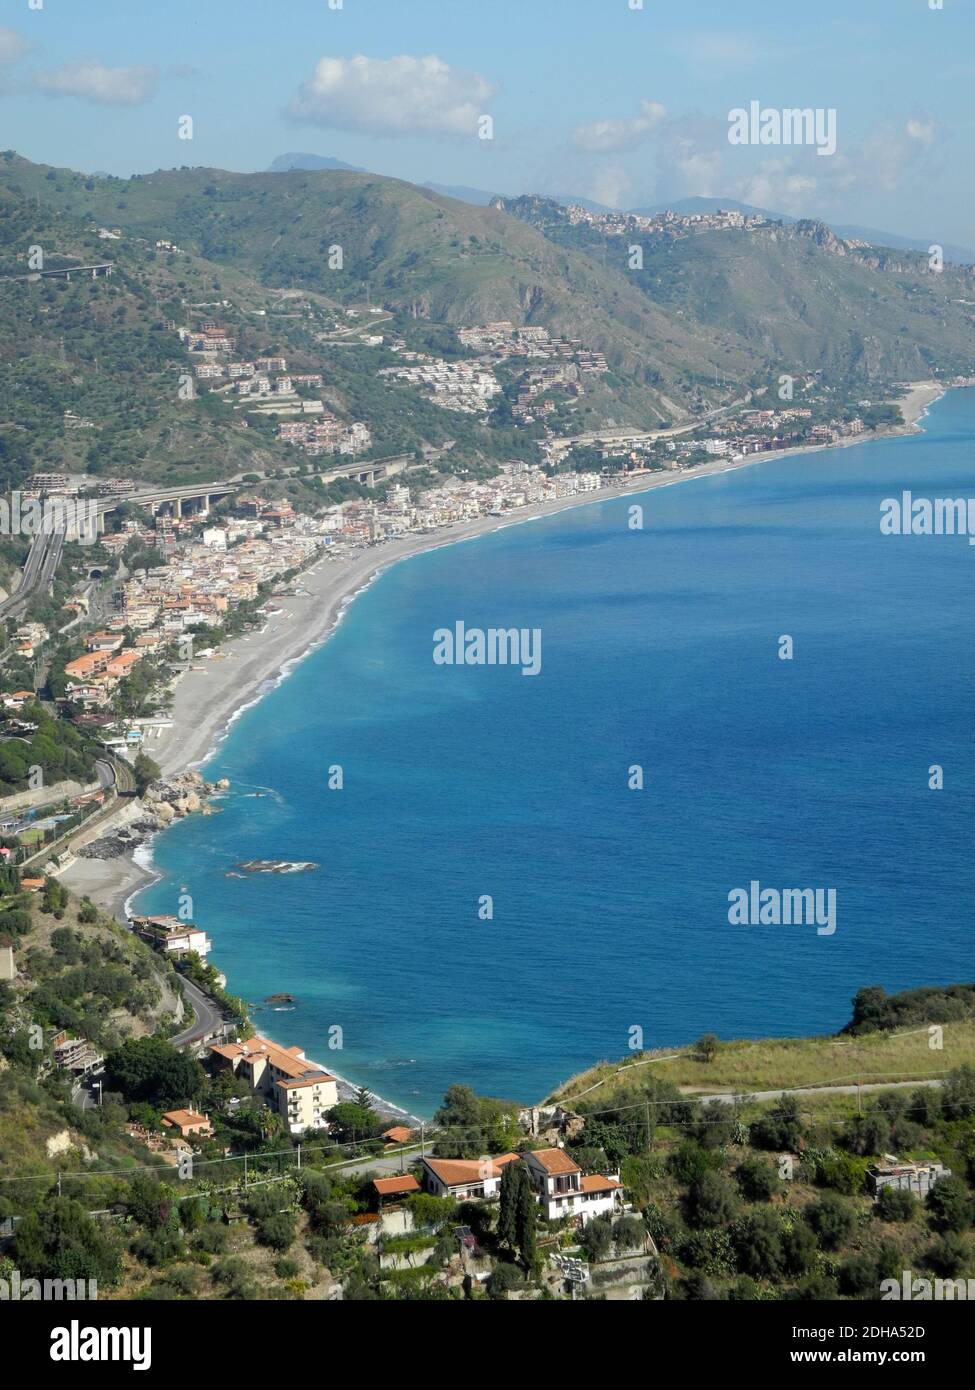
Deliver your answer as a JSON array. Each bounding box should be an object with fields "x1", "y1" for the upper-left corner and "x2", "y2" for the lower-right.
[
  {"x1": 580, "y1": 1174, "x2": 622, "y2": 1193},
  {"x1": 382, "y1": 1126, "x2": 413, "y2": 1144},
  {"x1": 526, "y1": 1147, "x2": 581, "y2": 1176},
  {"x1": 422, "y1": 1153, "x2": 522, "y2": 1187},
  {"x1": 162, "y1": 1109, "x2": 210, "y2": 1130},
  {"x1": 373, "y1": 1175, "x2": 421, "y2": 1197},
  {"x1": 275, "y1": 1074, "x2": 336, "y2": 1090}
]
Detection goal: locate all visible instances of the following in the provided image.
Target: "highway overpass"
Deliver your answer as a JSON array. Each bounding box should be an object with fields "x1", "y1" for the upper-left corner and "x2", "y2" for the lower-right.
[{"x1": 97, "y1": 481, "x2": 238, "y2": 523}]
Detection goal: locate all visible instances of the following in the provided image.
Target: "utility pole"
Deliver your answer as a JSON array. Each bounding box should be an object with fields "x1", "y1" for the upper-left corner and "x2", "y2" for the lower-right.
[{"x1": 420, "y1": 1122, "x2": 425, "y2": 1158}]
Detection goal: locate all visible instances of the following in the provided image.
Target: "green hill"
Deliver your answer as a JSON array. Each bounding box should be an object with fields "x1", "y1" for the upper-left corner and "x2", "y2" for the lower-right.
[{"x1": 3, "y1": 153, "x2": 975, "y2": 490}]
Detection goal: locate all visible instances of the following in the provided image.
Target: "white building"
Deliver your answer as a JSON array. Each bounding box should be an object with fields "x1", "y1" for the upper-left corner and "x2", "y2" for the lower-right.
[
  {"x1": 522, "y1": 1148, "x2": 625, "y2": 1225},
  {"x1": 421, "y1": 1153, "x2": 522, "y2": 1201},
  {"x1": 209, "y1": 1035, "x2": 338, "y2": 1135},
  {"x1": 421, "y1": 1147, "x2": 625, "y2": 1225}
]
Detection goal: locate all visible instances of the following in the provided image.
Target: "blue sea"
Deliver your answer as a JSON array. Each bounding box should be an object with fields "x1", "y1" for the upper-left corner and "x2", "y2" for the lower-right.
[{"x1": 134, "y1": 388, "x2": 975, "y2": 1117}]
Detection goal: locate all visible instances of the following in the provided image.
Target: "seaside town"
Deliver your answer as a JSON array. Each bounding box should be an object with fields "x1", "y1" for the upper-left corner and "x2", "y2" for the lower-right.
[
  {"x1": 4, "y1": 0, "x2": 975, "y2": 1324},
  {"x1": 0, "y1": 365, "x2": 910, "y2": 787}
]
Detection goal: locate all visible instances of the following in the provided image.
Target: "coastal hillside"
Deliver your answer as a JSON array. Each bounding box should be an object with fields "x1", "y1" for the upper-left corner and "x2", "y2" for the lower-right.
[
  {"x1": 5, "y1": 153, "x2": 975, "y2": 456},
  {"x1": 2, "y1": 936, "x2": 974, "y2": 1301},
  {"x1": 0, "y1": 155, "x2": 746, "y2": 426},
  {"x1": 0, "y1": 876, "x2": 182, "y2": 1182},
  {"x1": 550, "y1": 984, "x2": 975, "y2": 1109},
  {"x1": 497, "y1": 195, "x2": 975, "y2": 383}
]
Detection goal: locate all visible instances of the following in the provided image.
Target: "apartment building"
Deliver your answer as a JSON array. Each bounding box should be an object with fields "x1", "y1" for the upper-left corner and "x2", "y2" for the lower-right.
[
  {"x1": 209, "y1": 1034, "x2": 338, "y2": 1134},
  {"x1": 131, "y1": 914, "x2": 212, "y2": 958}
]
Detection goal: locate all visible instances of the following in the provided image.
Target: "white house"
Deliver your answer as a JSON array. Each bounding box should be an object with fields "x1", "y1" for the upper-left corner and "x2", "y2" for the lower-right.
[
  {"x1": 420, "y1": 1153, "x2": 522, "y2": 1201},
  {"x1": 421, "y1": 1147, "x2": 625, "y2": 1225},
  {"x1": 522, "y1": 1148, "x2": 625, "y2": 1225}
]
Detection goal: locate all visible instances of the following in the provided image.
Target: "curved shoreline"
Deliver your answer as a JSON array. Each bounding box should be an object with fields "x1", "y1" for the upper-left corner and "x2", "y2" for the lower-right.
[
  {"x1": 56, "y1": 379, "x2": 959, "y2": 1120},
  {"x1": 59, "y1": 379, "x2": 952, "y2": 927}
]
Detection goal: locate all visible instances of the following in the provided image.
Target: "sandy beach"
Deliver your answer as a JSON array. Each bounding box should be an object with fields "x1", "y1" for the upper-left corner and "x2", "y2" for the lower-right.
[{"x1": 59, "y1": 377, "x2": 952, "y2": 922}]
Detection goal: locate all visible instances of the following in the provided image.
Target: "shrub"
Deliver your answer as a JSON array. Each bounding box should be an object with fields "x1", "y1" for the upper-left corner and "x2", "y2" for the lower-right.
[
  {"x1": 668, "y1": 1141, "x2": 713, "y2": 1186},
  {"x1": 193, "y1": 1223, "x2": 228, "y2": 1254},
  {"x1": 876, "y1": 1187, "x2": 918, "y2": 1223},
  {"x1": 790, "y1": 1272, "x2": 839, "y2": 1300},
  {"x1": 685, "y1": 1171, "x2": 739, "y2": 1230},
  {"x1": 781, "y1": 1221, "x2": 818, "y2": 1277},
  {"x1": 13, "y1": 1196, "x2": 122, "y2": 1286},
  {"x1": 732, "y1": 1209, "x2": 784, "y2": 1279},
  {"x1": 613, "y1": 1215, "x2": 645, "y2": 1251},
  {"x1": 924, "y1": 1233, "x2": 969, "y2": 1278},
  {"x1": 679, "y1": 1270, "x2": 716, "y2": 1300},
  {"x1": 641, "y1": 1201, "x2": 673, "y2": 1250},
  {"x1": 749, "y1": 1097, "x2": 803, "y2": 1152},
  {"x1": 805, "y1": 1193, "x2": 855, "y2": 1251},
  {"x1": 256, "y1": 1212, "x2": 296, "y2": 1251},
  {"x1": 212, "y1": 1257, "x2": 257, "y2": 1300},
  {"x1": 735, "y1": 1157, "x2": 780, "y2": 1202},
  {"x1": 487, "y1": 1261, "x2": 524, "y2": 1299},
  {"x1": 816, "y1": 1152, "x2": 869, "y2": 1197},
  {"x1": 579, "y1": 1214, "x2": 614, "y2": 1262},
  {"x1": 926, "y1": 1177, "x2": 973, "y2": 1234},
  {"x1": 838, "y1": 1253, "x2": 879, "y2": 1297}
]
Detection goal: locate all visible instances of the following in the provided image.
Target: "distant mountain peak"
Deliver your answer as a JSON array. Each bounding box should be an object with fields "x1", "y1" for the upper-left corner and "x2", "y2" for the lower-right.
[{"x1": 267, "y1": 152, "x2": 366, "y2": 174}]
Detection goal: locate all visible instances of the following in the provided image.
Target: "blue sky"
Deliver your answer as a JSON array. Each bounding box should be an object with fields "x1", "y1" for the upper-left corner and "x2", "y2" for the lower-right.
[{"x1": 1, "y1": 0, "x2": 973, "y2": 242}]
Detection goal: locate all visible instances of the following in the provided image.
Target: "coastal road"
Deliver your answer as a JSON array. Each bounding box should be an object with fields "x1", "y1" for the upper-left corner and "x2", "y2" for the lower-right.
[
  {"x1": 170, "y1": 973, "x2": 226, "y2": 1048},
  {"x1": 326, "y1": 1144, "x2": 429, "y2": 1179},
  {"x1": 688, "y1": 1077, "x2": 945, "y2": 1106}
]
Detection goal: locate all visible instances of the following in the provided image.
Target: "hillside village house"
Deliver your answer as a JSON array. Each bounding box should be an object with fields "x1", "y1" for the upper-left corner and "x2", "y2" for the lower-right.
[
  {"x1": 521, "y1": 1148, "x2": 625, "y2": 1223},
  {"x1": 130, "y1": 913, "x2": 212, "y2": 959},
  {"x1": 421, "y1": 1147, "x2": 625, "y2": 1226},
  {"x1": 162, "y1": 1109, "x2": 214, "y2": 1139},
  {"x1": 868, "y1": 1156, "x2": 952, "y2": 1199},
  {"x1": 421, "y1": 1153, "x2": 522, "y2": 1201},
  {"x1": 382, "y1": 1125, "x2": 413, "y2": 1146},
  {"x1": 372, "y1": 1175, "x2": 421, "y2": 1210},
  {"x1": 209, "y1": 1034, "x2": 338, "y2": 1134}
]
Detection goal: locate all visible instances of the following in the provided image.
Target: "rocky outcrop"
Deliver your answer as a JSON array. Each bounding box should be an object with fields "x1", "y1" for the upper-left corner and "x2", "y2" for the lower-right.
[
  {"x1": 142, "y1": 769, "x2": 226, "y2": 820},
  {"x1": 78, "y1": 772, "x2": 229, "y2": 861}
]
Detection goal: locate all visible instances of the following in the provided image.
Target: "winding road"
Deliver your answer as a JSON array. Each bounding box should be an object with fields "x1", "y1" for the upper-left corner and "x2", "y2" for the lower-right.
[{"x1": 170, "y1": 973, "x2": 226, "y2": 1047}]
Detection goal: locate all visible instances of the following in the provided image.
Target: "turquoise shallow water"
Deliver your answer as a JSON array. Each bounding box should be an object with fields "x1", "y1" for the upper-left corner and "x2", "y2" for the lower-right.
[{"x1": 135, "y1": 389, "x2": 975, "y2": 1117}]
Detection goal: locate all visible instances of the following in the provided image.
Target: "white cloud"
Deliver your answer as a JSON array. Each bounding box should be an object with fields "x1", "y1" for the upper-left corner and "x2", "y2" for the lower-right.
[
  {"x1": 35, "y1": 60, "x2": 157, "y2": 107},
  {"x1": 678, "y1": 32, "x2": 766, "y2": 68},
  {"x1": 572, "y1": 100, "x2": 666, "y2": 154},
  {"x1": 289, "y1": 54, "x2": 495, "y2": 137},
  {"x1": 589, "y1": 165, "x2": 633, "y2": 210},
  {"x1": 0, "y1": 27, "x2": 25, "y2": 68},
  {"x1": 906, "y1": 117, "x2": 936, "y2": 145},
  {"x1": 645, "y1": 107, "x2": 941, "y2": 218}
]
